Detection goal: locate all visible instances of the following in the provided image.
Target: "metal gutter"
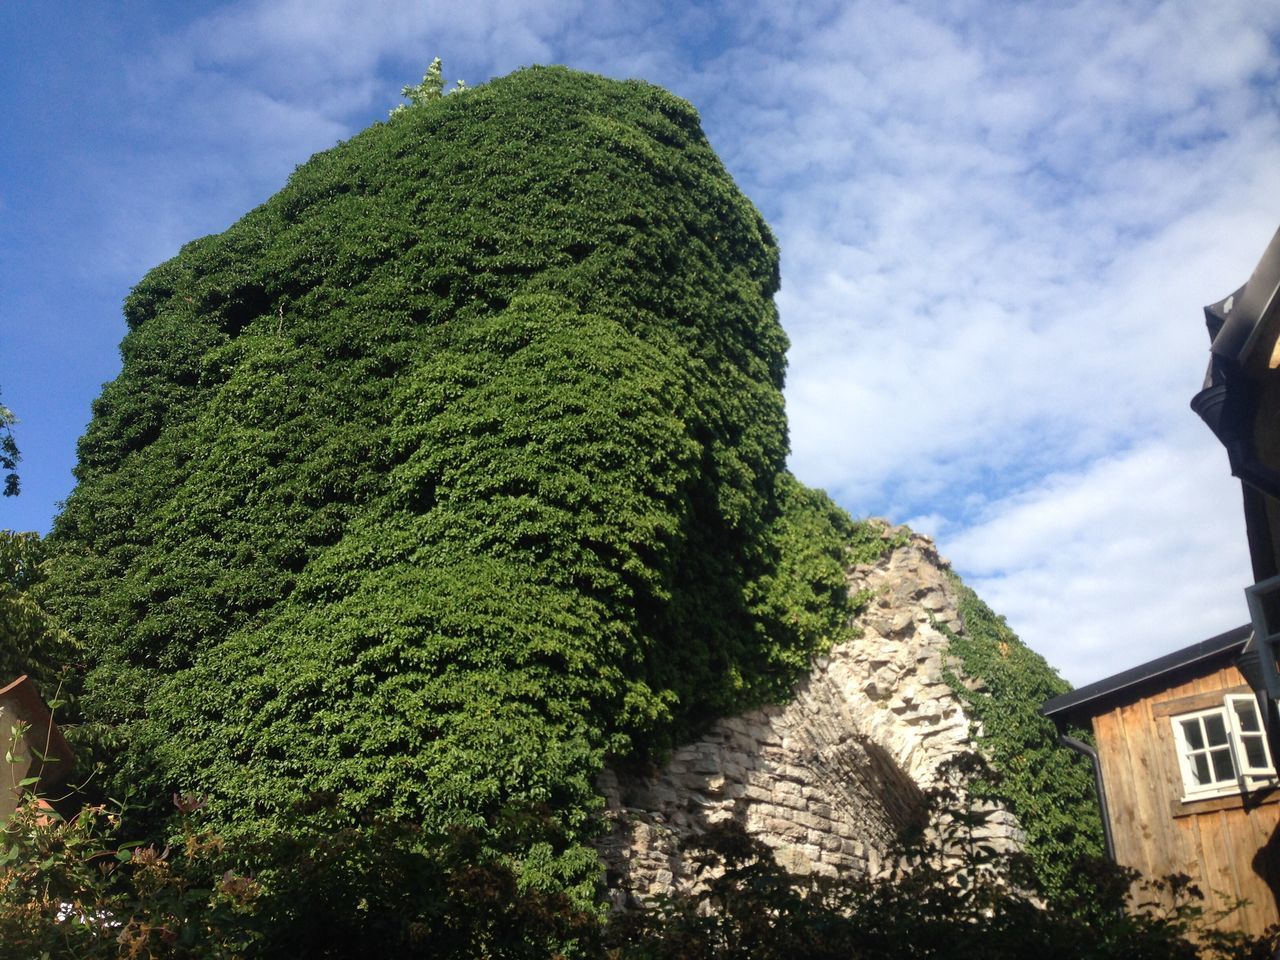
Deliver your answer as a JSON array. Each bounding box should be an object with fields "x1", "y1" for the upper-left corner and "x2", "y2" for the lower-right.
[{"x1": 1058, "y1": 734, "x2": 1115, "y2": 862}]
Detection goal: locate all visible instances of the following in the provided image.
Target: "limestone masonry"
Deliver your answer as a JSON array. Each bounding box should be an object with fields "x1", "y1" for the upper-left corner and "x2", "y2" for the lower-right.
[{"x1": 597, "y1": 525, "x2": 1024, "y2": 907}]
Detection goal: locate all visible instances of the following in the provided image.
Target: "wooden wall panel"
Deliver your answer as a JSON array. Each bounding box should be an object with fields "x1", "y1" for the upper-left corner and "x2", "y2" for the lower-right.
[
  {"x1": 1089, "y1": 663, "x2": 1280, "y2": 937},
  {"x1": 1094, "y1": 709, "x2": 1141, "y2": 867}
]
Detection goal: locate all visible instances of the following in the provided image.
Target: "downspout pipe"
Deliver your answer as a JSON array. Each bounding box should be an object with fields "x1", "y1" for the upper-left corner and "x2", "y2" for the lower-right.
[{"x1": 1058, "y1": 734, "x2": 1116, "y2": 862}]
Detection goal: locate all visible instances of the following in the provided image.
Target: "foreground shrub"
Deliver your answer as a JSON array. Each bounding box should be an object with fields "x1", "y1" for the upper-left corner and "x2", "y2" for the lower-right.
[
  {"x1": 0, "y1": 793, "x2": 608, "y2": 960},
  {"x1": 6, "y1": 757, "x2": 1274, "y2": 958},
  {"x1": 606, "y1": 755, "x2": 1276, "y2": 960},
  {"x1": 0, "y1": 794, "x2": 259, "y2": 960},
  {"x1": 607, "y1": 796, "x2": 1279, "y2": 960}
]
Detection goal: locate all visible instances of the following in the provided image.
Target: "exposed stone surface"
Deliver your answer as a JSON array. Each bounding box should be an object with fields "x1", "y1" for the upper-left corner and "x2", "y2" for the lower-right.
[{"x1": 597, "y1": 524, "x2": 1023, "y2": 907}]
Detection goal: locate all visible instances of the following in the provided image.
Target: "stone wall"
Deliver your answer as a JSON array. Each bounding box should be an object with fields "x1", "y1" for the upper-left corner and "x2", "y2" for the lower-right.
[{"x1": 597, "y1": 525, "x2": 1023, "y2": 907}]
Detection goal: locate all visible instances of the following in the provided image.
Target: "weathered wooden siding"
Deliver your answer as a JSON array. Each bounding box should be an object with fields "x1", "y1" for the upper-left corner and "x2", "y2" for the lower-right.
[
  {"x1": 1092, "y1": 663, "x2": 1280, "y2": 936},
  {"x1": 0, "y1": 675, "x2": 75, "y2": 820}
]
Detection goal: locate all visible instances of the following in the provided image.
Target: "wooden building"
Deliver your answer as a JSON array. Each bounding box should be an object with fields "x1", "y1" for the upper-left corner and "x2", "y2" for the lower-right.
[
  {"x1": 1041, "y1": 225, "x2": 1280, "y2": 938},
  {"x1": 1043, "y1": 628, "x2": 1280, "y2": 936},
  {"x1": 0, "y1": 674, "x2": 75, "y2": 819},
  {"x1": 1192, "y1": 224, "x2": 1280, "y2": 761}
]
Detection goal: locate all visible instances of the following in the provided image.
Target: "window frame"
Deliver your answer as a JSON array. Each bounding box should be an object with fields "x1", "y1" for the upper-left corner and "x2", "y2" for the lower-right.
[
  {"x1": 1169, "y1": 694, "x2": 1276, "y2": 802},
  {"x1": 1226, "y1": 694, "x2": 1275, "y2": 778}
]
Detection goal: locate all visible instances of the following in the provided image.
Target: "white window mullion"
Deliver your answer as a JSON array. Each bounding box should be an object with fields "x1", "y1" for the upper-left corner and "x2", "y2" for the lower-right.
[
  {"x1": 1172, "y1": 697, "x2": 1278, "y2": 801},
  {"x1": 1226, "y1": 694, "x2": 1276, "y2": 779}
]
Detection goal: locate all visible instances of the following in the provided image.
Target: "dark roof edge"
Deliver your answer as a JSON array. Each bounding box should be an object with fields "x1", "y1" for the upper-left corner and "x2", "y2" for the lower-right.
[
  {"x1": 1207, "y1": 225, "x2": 1280, "y2": 364},
  {"x1": 1042, "y1": 624, "x2": 1252, "y2": 722}
]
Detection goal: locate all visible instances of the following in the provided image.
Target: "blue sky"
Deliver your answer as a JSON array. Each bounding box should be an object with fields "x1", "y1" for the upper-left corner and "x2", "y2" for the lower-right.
[{"x1": 3, "y1": 0, "x2": 1279, "y2": 685}]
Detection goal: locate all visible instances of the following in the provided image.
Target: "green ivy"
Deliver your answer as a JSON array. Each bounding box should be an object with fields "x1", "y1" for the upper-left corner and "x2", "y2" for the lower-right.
[
  {"x1": 941, "y1": 576, "x2": 1105, "y2": 902},
  {"x1": 38, "y1": 67, "x2": 854, "y2": 903},
  {"x1": 844, "y1": 519, "x2": 910, "y2": 567},
  {"x1": 0, "y1": 531, "x2": 80, "y2": 694}
]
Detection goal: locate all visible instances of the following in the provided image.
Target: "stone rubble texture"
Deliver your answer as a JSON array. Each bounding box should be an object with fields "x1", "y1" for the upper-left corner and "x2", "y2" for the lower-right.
[{"x1": 597, "y1": 525, "x2": 1024, "y2": 907}]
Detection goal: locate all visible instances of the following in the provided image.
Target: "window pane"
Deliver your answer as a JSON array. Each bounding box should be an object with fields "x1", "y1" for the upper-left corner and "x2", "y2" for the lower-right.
[
  {"x1": 1233, "y1": 699, "x2": 1262, "y2": 733},
  {"x1": 1211, "y1": 746, "x2": 1236, "y2": 782},
  {"x1": 1243, "y1": 734, "x2": 1269, "y2": 770},
  {"x1": 1205, "y1": 713, "x2": 1230, "y2": 746},
  {"x1": 1182, "y1": 719, "x2": 1205, "y2": 750},
  {"x1": 1193, "y1": 753, "x2": 1211, "y2": 785}
]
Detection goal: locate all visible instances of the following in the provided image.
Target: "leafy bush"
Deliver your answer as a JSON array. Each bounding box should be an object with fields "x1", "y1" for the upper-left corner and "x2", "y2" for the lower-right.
[
  {"x1": 0, "y1": 531, "x2": 80, "y2": 693},
  {"x1": 606, "y1": 754, "x2": 1278, "y2": 960},
  {"x1": 0, "y1": 792, "x2": 261, "y2": 960},
  {"x1": 0, "y1": 790, "x2": 612, "y2": 960},
  {"x1": 8, "y1": 760, "x2": 1272, "y2": 959}
]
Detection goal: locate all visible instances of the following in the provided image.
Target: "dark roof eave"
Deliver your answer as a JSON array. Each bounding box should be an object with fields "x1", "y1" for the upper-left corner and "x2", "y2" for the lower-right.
[
  {"x1": 1207, "y1": 225, "x2": 1280, "y2": 366},
  {"x1": 1041, "y1": 624, "x2": 1252, "y2": 723}
]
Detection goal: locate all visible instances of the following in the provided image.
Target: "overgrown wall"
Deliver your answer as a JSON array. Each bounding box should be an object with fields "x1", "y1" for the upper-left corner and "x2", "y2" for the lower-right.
[{"x1": 598, "y1": 527, "x2": 1025, "y2": 906}]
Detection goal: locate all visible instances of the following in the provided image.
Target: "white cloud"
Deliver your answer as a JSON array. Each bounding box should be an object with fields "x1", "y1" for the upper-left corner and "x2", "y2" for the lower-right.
[
  {"x1": 13, "y1": 0, "x2": 1280, "y2": 692},
  {"x1": 65, "y1": 0, "x2": 593, "y2": 286},
  {"x1": 945, "y1": 433, "x2": 1254, "y2": 685},
  {"x1": 690, "y1": 0, "x2": 1280, "y2": 683}
]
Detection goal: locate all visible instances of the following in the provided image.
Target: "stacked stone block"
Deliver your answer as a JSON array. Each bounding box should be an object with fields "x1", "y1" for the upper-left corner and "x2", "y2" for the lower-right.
[{"x1": 597, "y1": 525, "x2": 1024, "y2": 908}]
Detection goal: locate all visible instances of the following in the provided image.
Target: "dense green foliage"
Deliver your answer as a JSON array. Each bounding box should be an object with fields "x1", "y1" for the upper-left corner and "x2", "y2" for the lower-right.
[
  {"x1": 0, "y1": 531, "x2": 78, "y2": 692},
  {"x1": 38, "y1": 66, "x2": 854, "y2": 898},
  {"x1": 941, "y1": 577, "x2": 1105, "y2": 900},
  {"x1": 0, "y1": 788, "x2": 607, "y2": 959}
]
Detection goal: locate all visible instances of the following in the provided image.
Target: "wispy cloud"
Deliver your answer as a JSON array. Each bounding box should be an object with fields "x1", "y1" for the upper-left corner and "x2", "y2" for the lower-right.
[
  {"x1": 4, "y1": 0, "x2": 1279, "y2": 684},
  {"x1": 943, "y1": 432, "x2": 1253, "y2": 685},
  {"x1": 672, "y1": 0, "x2": 1280, "y2": 679}
]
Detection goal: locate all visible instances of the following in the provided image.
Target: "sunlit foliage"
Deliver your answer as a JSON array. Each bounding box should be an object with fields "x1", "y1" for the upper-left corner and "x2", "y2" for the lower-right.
[
  {"x1": 942, "y1": 580, "x2": 1106, "y2": 900},
  {"x1": 38, "y1": 67, "x2": 854, "y2": 898}
]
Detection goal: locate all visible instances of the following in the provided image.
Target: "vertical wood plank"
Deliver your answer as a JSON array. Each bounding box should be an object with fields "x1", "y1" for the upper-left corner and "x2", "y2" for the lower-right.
[{"x1": 1085, "y1": 662, "x2": 1280, "y2": 938}]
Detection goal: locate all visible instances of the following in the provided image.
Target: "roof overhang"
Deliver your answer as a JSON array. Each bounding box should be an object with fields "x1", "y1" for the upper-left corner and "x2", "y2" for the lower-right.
[
  {"x1": 1193, "y1": 227, "x2": 1280, "y2": 502},
  {"x1": 1041, "y1": 624, "x2": 1252, "y2": 726},
  {"x1": 1206, "y1": 225, "x2": 1280, "y2": 370}
]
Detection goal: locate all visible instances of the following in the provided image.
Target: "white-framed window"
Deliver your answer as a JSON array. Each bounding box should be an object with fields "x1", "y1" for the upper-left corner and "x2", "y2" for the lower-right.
[{"x1": 1170, "y1": 694, "x2": 1276, "y2": 800}]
